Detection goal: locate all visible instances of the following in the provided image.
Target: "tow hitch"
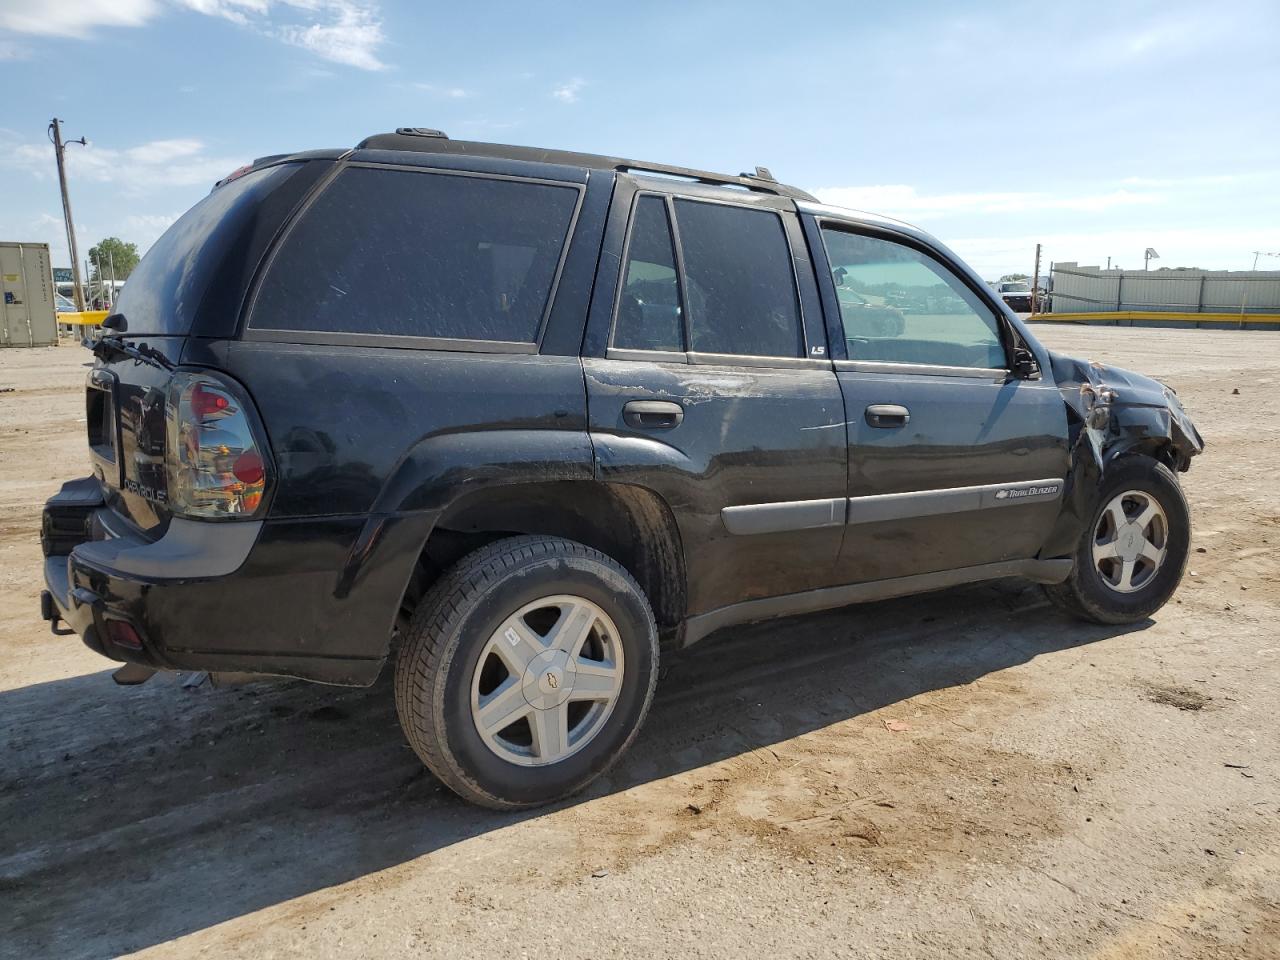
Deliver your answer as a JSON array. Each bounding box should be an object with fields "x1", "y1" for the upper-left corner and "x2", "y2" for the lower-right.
[
  {"x1": 42, "y1": 587, "x2": 156, "y2": 685},
  {"x1": 40, "y1": 589, "x2": 75, "y2": 636}
]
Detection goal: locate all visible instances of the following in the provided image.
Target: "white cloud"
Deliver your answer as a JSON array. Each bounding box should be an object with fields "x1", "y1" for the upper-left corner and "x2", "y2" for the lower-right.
[
  {"x1": 122, "y1": 212, "x2": 180, "y2": 248},
  {"x1": 0, "y1": 0, "x2": 386, "y2": 70},
  {"x1": 17, "y1": 210, "x2": 177, "y2": 267},
  {"x1": 0, "y1": 0, "x2": 159, "y2": 37},
  {"x1": 813, "y1": 184, "x2": 1163, "y2": 222},
  {"x1": 277, "y1": 0, "x2": 385, "y2": 71},
  {"x1": 1, "y1": 131, "x2": 245, "y2": 191},
  {"x1": 812, "y1": 171, "x2": 1280, "y2": 276},
  {"x1": 123, "y1": 138, "x2": 205, "y2": 164},
  {"x1": 552, "y1": 78, "x2": 585, "y2": 104},
  {"x1": 950, "y1": 227, "x2": 1280, "y2": 279},
  {"x1": 171, "y1": 0, "x2": 270, "y2": 25}
]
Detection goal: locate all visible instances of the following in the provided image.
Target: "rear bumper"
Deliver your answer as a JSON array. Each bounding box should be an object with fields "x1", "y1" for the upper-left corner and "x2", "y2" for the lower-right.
[{"x1": 40, "y1": 477, "x2": 431, "y2": 686}]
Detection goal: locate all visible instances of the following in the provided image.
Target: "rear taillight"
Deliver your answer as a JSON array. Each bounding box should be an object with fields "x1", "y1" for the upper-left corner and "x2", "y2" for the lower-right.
[{"x1": 166, "y1": 372, "x2": 269, "y2": 518}]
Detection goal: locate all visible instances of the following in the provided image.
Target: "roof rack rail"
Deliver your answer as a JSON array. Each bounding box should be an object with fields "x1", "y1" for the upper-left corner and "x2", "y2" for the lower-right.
[
  {"x1": 352, "y1": 131, "x2": 816, "y2": 202},
  {"x1": 612, "y1": 162, "x2": 799, "y2": 196}
]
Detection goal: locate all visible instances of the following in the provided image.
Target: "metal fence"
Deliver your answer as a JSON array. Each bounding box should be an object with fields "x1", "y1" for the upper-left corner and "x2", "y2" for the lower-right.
[{"x1": 1049, "y1": 262, "x2": 1280, "y2": 314}]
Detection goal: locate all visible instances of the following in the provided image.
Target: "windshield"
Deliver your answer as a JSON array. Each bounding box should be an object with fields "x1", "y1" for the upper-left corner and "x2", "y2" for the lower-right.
[
  {"x1": 112, "y1": 164, "x2": 299, "y2": 335},
  {"x1": 1000, "y1": 281, "x2": 1031, "y2": 293}
]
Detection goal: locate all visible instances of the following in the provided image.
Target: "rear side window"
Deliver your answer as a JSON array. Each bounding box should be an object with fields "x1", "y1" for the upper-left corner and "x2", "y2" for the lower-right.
[
  {"x1": 114, "y1": 164, "x2": 300, "y2": 336},
  {"x1": 673, "y1": 200, "x2": 802, "y2": 358},
  {"x1": 251, "y1": 167, "x2": 580, "y2": 344},
  {"x1": 613, "y1": 196, "x2": 683, "y2": 351}
]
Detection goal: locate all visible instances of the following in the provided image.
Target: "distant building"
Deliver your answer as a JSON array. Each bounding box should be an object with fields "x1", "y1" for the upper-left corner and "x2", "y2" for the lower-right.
[{"x1": 1049, "y1": 262, "x2": 1280, "y2": 316}]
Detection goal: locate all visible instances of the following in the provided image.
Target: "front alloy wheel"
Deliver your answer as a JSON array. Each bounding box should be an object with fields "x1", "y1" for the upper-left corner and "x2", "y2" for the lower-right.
[
  {"x1": 1044, "y1": 455, "x2": 1191, "y2": 625},
  {"x1": 1091, "y1": 490, "x2": 1168, "y2": 594}
]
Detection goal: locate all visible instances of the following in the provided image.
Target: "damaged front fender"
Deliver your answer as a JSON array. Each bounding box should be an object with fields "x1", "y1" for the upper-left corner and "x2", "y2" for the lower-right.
[{"x1": 1037, "y1": 350, "x2": 1205, "y2": 560}]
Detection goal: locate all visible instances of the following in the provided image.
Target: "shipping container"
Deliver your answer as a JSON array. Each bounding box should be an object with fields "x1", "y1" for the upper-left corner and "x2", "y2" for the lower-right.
[{"x1": 1, "y1": 241, "x2": 58, "y2": 347}]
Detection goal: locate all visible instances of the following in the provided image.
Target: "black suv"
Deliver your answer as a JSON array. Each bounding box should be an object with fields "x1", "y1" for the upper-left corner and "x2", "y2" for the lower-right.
[{"x1": 40, "y1": 129, "x2": 1203, "y2": 809}]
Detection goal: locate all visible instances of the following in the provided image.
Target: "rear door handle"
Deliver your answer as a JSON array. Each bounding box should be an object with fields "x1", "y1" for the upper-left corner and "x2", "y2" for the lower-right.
[
  {"x1": 865, "y1": 404, "x2": 910, "y2": 428},
  {"x1": 623, "y1": 400, "x2": 685, "y2": 430}
]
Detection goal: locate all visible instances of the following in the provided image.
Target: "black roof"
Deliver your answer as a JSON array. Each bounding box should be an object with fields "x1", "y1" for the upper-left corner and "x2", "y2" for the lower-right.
[{"x1": 352, "y1": 128, "x2": 817, "y2": 202}]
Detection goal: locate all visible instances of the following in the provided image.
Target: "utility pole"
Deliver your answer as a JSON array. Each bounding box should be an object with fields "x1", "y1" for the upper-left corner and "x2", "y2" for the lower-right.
[
  {"x1": 1030, "y1": 243, "x2": 1042, "y2": 315},
  {"x1": 50, "y1": 118, "x2": 88, "y2": 312}
]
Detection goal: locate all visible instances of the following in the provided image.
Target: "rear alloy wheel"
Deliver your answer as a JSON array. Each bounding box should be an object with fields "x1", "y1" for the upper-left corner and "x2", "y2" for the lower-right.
[
  {"x1": 470, "y1": 595, "x2": 625, "y2": 767},
  {"x1": 1044, "y1": 455, "x2": 1191, "y2": 624},
  {"x1": 395, "y1": 536, "x2": 659, "y2": 810}
]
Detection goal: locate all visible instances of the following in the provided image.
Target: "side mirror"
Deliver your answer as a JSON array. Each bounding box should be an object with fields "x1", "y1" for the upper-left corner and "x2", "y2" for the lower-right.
[
  {"x1": 1011, "y1": 346, "x2": 1041, "y2": 380},
  {"x1": 102, "y1": 313, "x2": 127, "y2": 333}
]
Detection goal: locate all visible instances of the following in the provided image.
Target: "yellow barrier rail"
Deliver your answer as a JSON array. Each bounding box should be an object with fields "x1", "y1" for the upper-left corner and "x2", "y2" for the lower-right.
[
  {"x1": 56, "y1": 310, "x2": 110, "y2": 327},
  {"x1": 1029, "y1": 311, "x2": 1280, "y2": 325}
]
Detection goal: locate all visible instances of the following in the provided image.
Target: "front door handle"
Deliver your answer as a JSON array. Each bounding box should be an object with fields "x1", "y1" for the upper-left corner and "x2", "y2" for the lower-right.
[
  {"x1": 865, "y1": 403, "x2": 910, "y2": 428},
  {"x1": 623, "y1": 400, "x2": 685, "y2": 430}
]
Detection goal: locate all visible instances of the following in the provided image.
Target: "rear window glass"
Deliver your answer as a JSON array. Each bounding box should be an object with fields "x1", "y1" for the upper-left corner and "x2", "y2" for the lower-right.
[
  {"x1": 250, "y1": 167, "x2": 580, "y2": 343},
  {"x1": 673, "y1": 199, "x2": 802, "y2": 358},
  {"x1": 113, "y1": 164, "x2": 299, "y2": 336}
]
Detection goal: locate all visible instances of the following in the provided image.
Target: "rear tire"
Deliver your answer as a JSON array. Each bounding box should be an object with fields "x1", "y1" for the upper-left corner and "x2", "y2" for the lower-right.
[
  {"x1": 394, "y1": 535, "x2": 659, "y2": 810},
  {"x1": 1044, "y1": 455, "x2": 1191, "y2": 624}
]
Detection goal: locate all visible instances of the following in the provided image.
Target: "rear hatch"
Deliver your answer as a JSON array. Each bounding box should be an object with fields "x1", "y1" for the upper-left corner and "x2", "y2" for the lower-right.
[{"x1": 86, "y1": 160, "x2": 325, "y2": 537}]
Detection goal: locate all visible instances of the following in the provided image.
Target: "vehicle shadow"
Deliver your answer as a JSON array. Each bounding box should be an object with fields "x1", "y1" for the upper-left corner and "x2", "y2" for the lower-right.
[{"x1": 0, "y1": 580, "x2": 1144, "y2": 959}]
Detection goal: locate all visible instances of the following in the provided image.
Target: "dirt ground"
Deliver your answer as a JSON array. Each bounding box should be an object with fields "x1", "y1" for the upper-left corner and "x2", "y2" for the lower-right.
[{"x1": 1, "y1": 326, "x2": 1277, "y2": 959}]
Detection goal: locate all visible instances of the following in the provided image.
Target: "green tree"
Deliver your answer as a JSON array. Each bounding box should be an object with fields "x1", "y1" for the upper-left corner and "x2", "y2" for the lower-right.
[
  {"x1": 88, "y1": 237, "x2": 140, "y2": 281},
  {"x1": 1000, "y1": 273, "x2": 1029, "y2": 282}
]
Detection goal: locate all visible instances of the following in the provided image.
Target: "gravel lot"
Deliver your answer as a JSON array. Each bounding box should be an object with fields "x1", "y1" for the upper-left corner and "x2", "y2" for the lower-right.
[{"x1": 1, "y1": 325, "x2": 1277, "y2": 959}]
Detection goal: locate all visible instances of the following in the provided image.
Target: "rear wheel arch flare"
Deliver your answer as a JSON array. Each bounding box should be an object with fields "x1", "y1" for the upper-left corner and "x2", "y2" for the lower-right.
[{"x1": 401, "y1": 480, "x2": 688, "y2": 631}]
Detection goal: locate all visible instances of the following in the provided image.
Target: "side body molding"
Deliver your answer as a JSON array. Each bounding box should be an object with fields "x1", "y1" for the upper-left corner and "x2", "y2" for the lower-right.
[
  {"x1": 720, "y1": 479, "x2": 1064, "y2": 535},
  {"x1": 721, "y1": 498, "x2": 844, "y2": 536}
]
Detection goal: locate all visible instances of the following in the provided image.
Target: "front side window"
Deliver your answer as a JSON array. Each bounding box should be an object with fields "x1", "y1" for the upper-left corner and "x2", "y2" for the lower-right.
[
  {"x1": 822, "y1": 228, "x2": 1007, "y2": 369},
  {"x1": 673, "y1": 200, "x2": 803, "y2": 358},
  {"x1": 251, "y1": 167, "x2": 580, "y2": 343},
  {"x1": 613, "y1": 196, "x2": 683, "y2": 351}
]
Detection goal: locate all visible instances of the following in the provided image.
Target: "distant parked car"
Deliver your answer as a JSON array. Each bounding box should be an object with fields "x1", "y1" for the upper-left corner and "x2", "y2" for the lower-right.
[
  {"x1": 833, "y1": 274, "x2": 906, "y2": 337},
  {"x1": 996, "y1": 279, "x2": 1034, "y2": 313}
]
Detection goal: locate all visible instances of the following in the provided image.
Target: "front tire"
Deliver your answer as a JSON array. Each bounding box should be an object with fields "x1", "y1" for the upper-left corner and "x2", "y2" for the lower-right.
[
  {"x1": 394, "y1": 535, "x2": 659, "y2": 810},
  {"x1": 1044, "y1": 455, "x2": 1191, "y2": 624}
]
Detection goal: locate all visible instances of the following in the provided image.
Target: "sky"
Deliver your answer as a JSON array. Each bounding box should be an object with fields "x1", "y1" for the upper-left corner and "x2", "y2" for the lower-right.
[{"x1": 1, "y1": 0, "x2": 1278, "y2": 279}]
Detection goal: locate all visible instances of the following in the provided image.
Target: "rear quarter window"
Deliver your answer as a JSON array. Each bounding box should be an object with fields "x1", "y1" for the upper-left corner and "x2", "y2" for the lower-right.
[{"x1": 249, "y1": 166, "x2": 581, "y2": 345}]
